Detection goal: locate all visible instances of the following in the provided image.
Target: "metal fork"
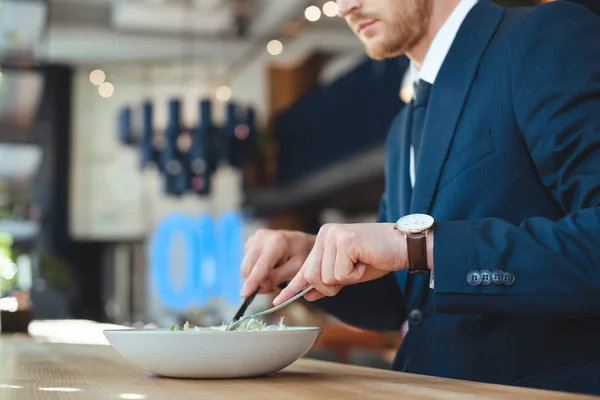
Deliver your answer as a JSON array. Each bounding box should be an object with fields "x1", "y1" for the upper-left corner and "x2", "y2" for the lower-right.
[{"x1": 226, "y1": 285, "x2": 314, "y2": 331}]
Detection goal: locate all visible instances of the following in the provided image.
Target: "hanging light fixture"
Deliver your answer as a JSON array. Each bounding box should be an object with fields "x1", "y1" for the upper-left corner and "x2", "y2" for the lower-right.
[
  {"x1": 188, "y1": 98, "x2": 214, "y2": 196},
  {"x1": 115, "y1": 86, "x2": 259, "y2": 196},
  {"x1": 117, "y1": 107, "x2": 133, "y2": 145},
  {"x1": 161, "y1": 99, "x2": 188, "y2": 196},
  {"x1": 139, "y1": 101, "x2": 160, "y2": 170},
  {"x1": 218, "y1": 101, "x2": 237, "y2": 166}
]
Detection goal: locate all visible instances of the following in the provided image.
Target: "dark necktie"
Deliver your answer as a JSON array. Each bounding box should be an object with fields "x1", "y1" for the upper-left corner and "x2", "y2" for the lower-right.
[{"x1": 411, "y1": 80, "x2": 433, "y2": 170}]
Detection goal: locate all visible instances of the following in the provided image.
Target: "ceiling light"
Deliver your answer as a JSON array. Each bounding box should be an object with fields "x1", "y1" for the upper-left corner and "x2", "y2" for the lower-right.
[
  {"x1": 267, "y1": 39, "x2": 283, "y2": 56},
  {"x1": 216, "y1": 86, "x2": 232, "y2": 102},
  {"x1": 0, "y1": 384, "x2": 23, "y2": 389},
  {"x1": 119, "y1": 395, "x2": 147, "y2": 400},
  {"x1": 90, "y1": 69, "x2": 106, "y2": 85},
  {"x1": 98, "y1": 82, "x2": 114, "y2": 98},
  {"x1": 38, "y1": 388, "x2": 82, "y2": 392},
  {"x1": 305, "y1": 5, "x2": 321, "y2": 22},
  {"x1": 322, "y1": 1, "x2": 338, "y2": 17}
]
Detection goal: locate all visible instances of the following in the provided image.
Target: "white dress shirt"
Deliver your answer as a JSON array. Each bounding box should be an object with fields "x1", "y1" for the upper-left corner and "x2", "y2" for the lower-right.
[
  {"x1": 404, "y1": 0, "x2": 477, "y2": 290},
  {"x1": 408, "y1": 0, "x2": 478, "y2": 188}
]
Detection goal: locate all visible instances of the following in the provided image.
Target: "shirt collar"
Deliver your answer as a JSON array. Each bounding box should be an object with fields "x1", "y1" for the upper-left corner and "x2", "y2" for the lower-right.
[{"x1": 411, "y1": 0, "x2": 478, "y2": 86}]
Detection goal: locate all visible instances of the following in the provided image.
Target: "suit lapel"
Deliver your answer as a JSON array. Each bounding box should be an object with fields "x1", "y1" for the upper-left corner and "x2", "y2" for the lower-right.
[
  {"x1": 399, "y1": 105, "x2": 414, "y2": 216},
  {"x1": 384, "y1": 105, "x2": 413, "y2": 219},
  {"x1": 410, "y1": 1, "x2": 504, "y2": 214}
]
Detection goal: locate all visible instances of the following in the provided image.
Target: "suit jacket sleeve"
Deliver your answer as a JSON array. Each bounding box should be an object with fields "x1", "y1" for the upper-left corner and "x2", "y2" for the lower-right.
[
  {"x1": 309, "y1": 194, "x2": 407, "y2": 331},
  {"x1": 433, "y1": 3, "x2": 600, "y2": 316}
]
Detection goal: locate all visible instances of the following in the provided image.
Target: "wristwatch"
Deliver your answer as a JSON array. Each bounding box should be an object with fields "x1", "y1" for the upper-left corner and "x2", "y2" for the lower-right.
[{"x1": 394, "y1": 213, "x2": 435, "y2": 275}]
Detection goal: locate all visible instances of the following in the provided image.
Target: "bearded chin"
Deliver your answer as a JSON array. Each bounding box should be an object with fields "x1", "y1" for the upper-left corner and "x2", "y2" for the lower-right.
[
  {"x1": 365, "y1": 40, "x2": 407, "y2": 61},
  {"x1": 363, "y1": 0, "x2": 432, "y2": 61}
]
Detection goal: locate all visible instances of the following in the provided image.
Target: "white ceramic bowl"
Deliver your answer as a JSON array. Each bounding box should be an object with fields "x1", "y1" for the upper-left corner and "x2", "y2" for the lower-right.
[{"x1": 103, "y1": 327, "x2": 322, "y2": 379}]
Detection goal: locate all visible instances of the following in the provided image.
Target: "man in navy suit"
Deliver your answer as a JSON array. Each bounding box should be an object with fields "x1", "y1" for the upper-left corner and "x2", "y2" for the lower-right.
[{"x1": 240, "y1": 0, "x2": 600, "y2": 395}]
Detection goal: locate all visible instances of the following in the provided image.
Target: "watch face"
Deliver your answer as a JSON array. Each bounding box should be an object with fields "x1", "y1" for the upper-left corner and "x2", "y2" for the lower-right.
[{"x1": 396, "y1": 214, "x2": 435, "y2": 233}]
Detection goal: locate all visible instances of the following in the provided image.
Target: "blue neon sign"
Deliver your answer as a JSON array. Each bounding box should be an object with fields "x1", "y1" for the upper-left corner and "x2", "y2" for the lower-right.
[{"x1": 151, "y1": 212, "x2": 242, "y2": 310}]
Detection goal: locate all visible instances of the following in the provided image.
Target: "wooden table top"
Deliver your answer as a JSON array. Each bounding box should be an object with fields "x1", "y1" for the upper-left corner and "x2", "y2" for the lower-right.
[
  {"x1": 0, "y1": 320, "x2": 599, "y2": 400},
  {"x1": 1, "y1": 333, "x2": 598, "y2": 400}
]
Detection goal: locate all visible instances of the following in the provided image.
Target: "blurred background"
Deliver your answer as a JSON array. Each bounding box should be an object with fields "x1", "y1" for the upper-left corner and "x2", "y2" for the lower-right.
[{"x1": 0, "y1": 0, "x2": 576, "y2": 369}]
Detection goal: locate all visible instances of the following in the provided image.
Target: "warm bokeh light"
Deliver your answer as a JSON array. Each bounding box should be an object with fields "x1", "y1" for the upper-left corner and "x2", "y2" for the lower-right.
[
  {"x1": 216, "y1": 85, "x2": 232, "y2": 102},
  {"x1": 323, "y1": 1, "x2": 338, "y2": 17},
  {"x1": 177, "y1": 132, "x2": 192, "y2": 152},
  {"x1": 267, "y1": 39, "x2": 283, "y2": 56},
  {"x1": 89, "y1": 69, "x2": 106, "y2": 85},
  {"x1": 98, "y1": 82, "x2": 114, "y2": 98},
  {"x1": 305, "y1": 5, "x2": 321, "y2": 22}
]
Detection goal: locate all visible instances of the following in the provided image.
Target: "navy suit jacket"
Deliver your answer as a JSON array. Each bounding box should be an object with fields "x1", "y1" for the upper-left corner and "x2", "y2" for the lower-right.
[
  {"x1": 568, "y1": 0, "x2": 600, "y2": 16},
  {"x1": 313, "y1": 0, "x2": 600, "y2": 395}
]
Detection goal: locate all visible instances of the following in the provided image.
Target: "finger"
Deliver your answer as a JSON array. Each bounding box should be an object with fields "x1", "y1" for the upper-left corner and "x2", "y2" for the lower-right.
[
  {"x1": 347, "y1": 262, "x2": 368, "y2": 283},
  {"x1": 359, "y1": 264, "x2": 388, "y2": 283},
  {"x1": 241, "y1": 249, "x2": 283, "y2": 297},
  {"x1": 321, "y1": 231, "x2": 337, "y2": 286},
  {"x1": 303, "y1": 235, "x2": 338, "y2": 297},
  {"x1": 334, "y1": 250, "x2": 365, "y2": 285},
  {"x1": 304, "y1": 290, "x2": 325, "y2": 302},
  {"x1": 240, "y1": 237, "x2": 260, "y2": 279},
  {"x1": 268, "y1": 257, "x2": 303, "y2": 287},
  {"x1": 273, "y1": 270, "x2": 309, "y2": 306},
  {"x1": 258, "y1": 280, "x2": 274, "y2": 293},
  {"x1": 333, "y1": 245, "x2": 354, "y2": 283},
  {"x1": 243, "y1": 233, "x2": 255, "y2": 253}
]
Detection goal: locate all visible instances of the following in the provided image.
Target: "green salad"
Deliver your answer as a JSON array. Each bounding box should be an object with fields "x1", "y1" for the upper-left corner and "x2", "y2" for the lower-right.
[{"x1": 170, "y1": 317, "x2": 287, "y2": 332}]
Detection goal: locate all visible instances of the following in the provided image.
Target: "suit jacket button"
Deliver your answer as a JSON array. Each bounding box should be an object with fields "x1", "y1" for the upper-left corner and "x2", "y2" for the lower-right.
[
  {"x1": 503, "y1": 272, "x2": 515, "y2": 286},
  {"x1": 467, "y1": 270, "x2": 482, "y2": 286},
  {"x1": 491, "y1": 269, "x2": 504, "y2": 284},
  {"x1": 408, "y1": 309, "x2": 423, "y2": 325},
  {"x1": 480, "y1": 270, "x2": 492, "y2": 285}
]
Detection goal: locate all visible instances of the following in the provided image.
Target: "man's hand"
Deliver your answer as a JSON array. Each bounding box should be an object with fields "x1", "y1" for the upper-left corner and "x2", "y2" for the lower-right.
[
  {"x1": 240, "y1": 230, "x2": 315, "y2": 297},
  {"x1": 273, "y1": 223, "x2": 408, "y2": 306}
]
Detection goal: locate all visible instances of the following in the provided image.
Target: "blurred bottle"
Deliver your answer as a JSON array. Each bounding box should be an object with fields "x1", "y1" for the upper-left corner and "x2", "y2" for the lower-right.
[{"x1": 0, "y1": 232, "x2": 14, "y2": 332}]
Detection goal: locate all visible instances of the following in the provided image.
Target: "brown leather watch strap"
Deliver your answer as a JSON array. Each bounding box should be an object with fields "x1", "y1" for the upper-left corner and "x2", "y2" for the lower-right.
[{"x1": 406, "y1": 233, "x2": 429, "y2": 274}]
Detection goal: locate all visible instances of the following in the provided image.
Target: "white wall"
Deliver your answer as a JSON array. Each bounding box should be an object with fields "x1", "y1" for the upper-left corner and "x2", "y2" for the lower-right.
[{"x1": 69, "y1": 58, "x2": 269, "y2": 240}]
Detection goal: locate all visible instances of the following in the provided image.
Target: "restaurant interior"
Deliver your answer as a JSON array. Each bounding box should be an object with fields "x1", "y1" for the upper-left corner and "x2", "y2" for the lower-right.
[{"x1": 0, "y1": 0, "x2": 596, "y2": 388}]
